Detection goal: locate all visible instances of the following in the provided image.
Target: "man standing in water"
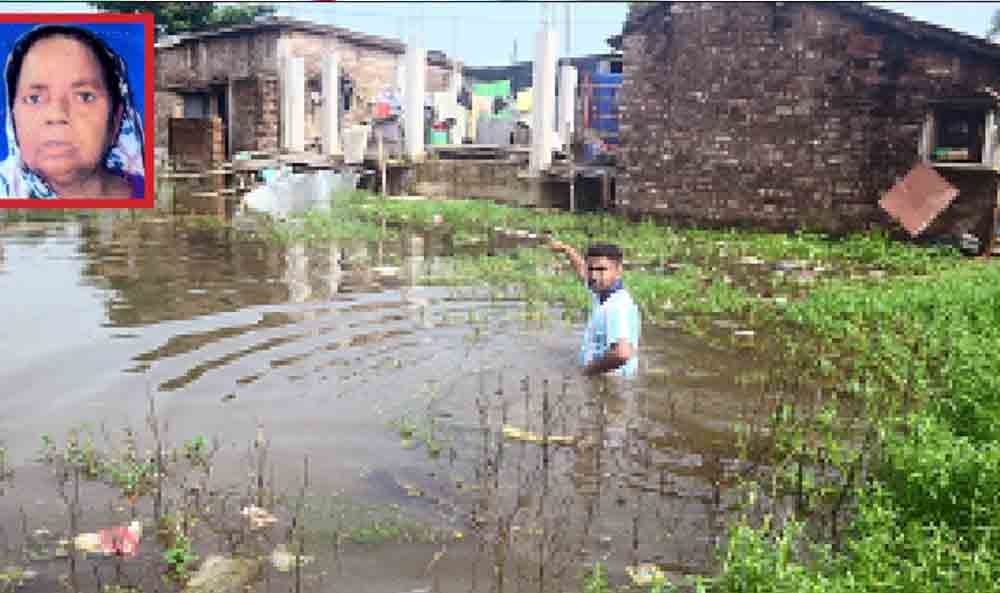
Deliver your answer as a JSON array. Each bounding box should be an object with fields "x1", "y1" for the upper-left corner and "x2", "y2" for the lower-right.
[{"x1": 548, "y1": 240, "x2": 640, "y2": 376}]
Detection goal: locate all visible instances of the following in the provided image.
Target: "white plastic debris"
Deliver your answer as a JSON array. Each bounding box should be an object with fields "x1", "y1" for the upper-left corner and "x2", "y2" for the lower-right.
[{"x1": 241, "y1": 505, "x2": 278, "y2": 530}]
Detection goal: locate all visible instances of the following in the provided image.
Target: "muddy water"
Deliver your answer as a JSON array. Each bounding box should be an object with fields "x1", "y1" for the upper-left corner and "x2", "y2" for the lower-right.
[{"x1": 0, "y1": 213, "x2": 769, "y2": 592}]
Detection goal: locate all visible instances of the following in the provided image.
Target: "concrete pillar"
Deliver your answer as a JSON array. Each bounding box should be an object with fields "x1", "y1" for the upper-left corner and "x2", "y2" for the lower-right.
[
  {"x1": 530, "y1": 27, "x2": 558, "y2": 173},
  {"x1": 282, "y1": 56, "x2": 306, "y2": 153},
  {"x1": 450, "y1": 61, "x2": 462, "y2": 97},
  {"x1": 396, "y1": 56, "x2": 407, "y2": 99},
  {"x1": 321, "y1": 53, "x2": 341, "y2": 156},
  {"x1": 405, "y1": 35, "x2": 426, "y2": 162},
  {"x1": 558, "y1": 65, "x2": 577, "y2": 150},
  {"x1": 226, "y1": 80, "x2": 234, "y2": 159}
]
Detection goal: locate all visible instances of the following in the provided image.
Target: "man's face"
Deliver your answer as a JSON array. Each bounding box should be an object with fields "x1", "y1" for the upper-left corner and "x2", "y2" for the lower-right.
[
  {"x1": 586, "y1": 256, "x2": 623, "y2": 293},
  {"x1": 12, "y1": 35, "x2": 120, "y2": 188}
]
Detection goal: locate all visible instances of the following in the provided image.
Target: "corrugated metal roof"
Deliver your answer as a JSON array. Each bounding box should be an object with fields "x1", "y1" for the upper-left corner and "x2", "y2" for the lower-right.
[
  {"x1": 154, "y1": 16, "x2": 457, "y2": 68},
  {"x1": 879, "y1": 163, "x2": 960, "y2": 237}
]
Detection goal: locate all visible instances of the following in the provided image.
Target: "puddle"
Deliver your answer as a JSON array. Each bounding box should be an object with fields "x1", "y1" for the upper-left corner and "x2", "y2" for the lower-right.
[{"x1": 0, "y1": 212, "x2": 776, "y2": 591}]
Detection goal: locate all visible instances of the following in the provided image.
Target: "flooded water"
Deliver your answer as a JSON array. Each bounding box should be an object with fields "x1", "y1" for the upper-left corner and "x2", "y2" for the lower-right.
[{"x1": 0, "y1": 211, "x2": 771, "y2": 592}]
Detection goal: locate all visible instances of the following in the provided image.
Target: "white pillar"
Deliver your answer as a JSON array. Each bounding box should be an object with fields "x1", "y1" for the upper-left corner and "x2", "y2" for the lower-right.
[
  {"x1": 321, "y1": 53, "x2": 341, "y2": 156},
  {"x1": 282, "y1": 56, "x2": 305, "y2": 153},
  {"x1": 396, "y1": 56, "x2": 406, "y2": 105},
  {"x1": 405, "y1": 35, "x2": 426, "y2": 162},
  {"x1": 450, "y1": 61, "x2": 462, "y2": 97},
  {"x1": 558, "y1": 65, "x2": 577, "y2": 150},
  {"x1": 530, "y1": 27, "x2": 558, "y2": 173}
]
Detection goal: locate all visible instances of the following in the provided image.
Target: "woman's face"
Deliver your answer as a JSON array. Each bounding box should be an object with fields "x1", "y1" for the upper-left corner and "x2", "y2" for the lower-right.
[{"x1": 11, "y1": 35, "x2": 121, "y2": 187}]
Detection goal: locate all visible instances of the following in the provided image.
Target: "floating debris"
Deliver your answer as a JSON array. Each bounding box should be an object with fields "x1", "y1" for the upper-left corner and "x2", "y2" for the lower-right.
[
  {"x1": 501, "y1": 424, "x2": 575, "y2": 446},
  {"x1": 399, "y1": 482, "x2": 424, "y2": 498},
  {"x1": 776, "y1": 259, "x2": 808, "y2": 271},
  {"x1": 626, "y1": 563, "x2": 666, "y2": 586},
  {"x1": 271, "y1": 544, "x2": 313, "y2": 572},
  {"x1": 796, "y1": 270, "x2": 818, "y2": 284},
  {"x1": 74, "y1": 520, "x2": 142, "y2": 557},
  {"x1": 738, "y1": 255, "x2": 766, "y2": 265},
  {"x1": 0, "y1": 566, "x2": 37, "y2": 588},
  {"x1": 734, "y1": 330, "x2": 755, "y2": 338},
  {"x1": 185, "y1": 555, "x2": 259, "y2": 592},
  {"x1": 241, "y1": 505, "x2": 278, "y2": 530}
]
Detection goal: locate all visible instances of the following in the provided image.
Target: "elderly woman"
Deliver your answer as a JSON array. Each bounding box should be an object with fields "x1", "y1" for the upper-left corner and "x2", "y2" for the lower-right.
[{"x1": 0, "y1": 24, "x2": 144, "y2": 199}]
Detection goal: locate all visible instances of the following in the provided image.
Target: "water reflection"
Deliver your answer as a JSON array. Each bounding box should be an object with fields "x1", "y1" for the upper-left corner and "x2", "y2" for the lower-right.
[
  {"x1": 324, "y1": 242, "x2": 342, "y2": 298},
  {"x1": 284, "y1": 241, "x2": 311, "y2": 303}
]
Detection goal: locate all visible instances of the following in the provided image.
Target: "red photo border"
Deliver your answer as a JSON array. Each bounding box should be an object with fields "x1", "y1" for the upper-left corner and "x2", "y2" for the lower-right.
[{"x1": 0, "y1": 12, "x2": 154, "y2": 208}]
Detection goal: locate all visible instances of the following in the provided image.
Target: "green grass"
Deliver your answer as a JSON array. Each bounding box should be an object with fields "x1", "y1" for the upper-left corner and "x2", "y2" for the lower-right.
[
  {"x1": 267, "y1": 190, "x2": 962, "y2": 276},
  {"x1": 711, "y1": 261, "x2": 1000, "y2": 593},
  {"x1": 290, "y1": 493, "x2": 443, "y2": 546}
]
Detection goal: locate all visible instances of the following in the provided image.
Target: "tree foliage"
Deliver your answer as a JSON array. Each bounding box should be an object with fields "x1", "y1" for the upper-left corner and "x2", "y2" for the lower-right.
[{"x1": 87, "y1": 2, "x2": 277, "y2": 35}]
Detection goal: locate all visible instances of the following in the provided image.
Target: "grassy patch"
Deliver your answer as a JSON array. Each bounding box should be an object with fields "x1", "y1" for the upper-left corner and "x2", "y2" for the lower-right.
[
  {"x1": 716, "y1": 261, "x2": 1000, "y2": 593},
  {"x1": 291, "y1": 494, "x2": 443, "y2": 546}
]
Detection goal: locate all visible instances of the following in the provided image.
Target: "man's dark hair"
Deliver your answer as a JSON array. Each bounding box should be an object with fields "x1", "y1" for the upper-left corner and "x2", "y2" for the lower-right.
[
  {"x1": 586, "y1": 243, "x2": 623, "y2": 263},
  {"x1": 6, "y1": 25, "x2": 123, "y2": 117}
]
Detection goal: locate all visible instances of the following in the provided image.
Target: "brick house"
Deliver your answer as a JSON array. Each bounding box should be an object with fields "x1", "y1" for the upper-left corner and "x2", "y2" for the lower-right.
[
  {"x1": 155, "y1": 16, "x2": 459, "y2": 158},
  {"x1": 615, "y1": 2, "x2": 1000, "y2": 246}
]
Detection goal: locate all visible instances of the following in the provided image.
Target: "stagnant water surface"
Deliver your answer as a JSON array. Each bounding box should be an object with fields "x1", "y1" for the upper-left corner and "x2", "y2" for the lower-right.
[{"x1": 0, "y1": 214, "x2": 769, "y2": 592}]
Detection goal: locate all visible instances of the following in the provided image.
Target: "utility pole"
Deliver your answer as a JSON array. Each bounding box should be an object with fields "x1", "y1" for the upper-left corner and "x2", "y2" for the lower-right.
[
  {"x1": 567, "y1": 1, "x2": 575, "y2": 212},
  {"x1": 565, "y1": 3, "x2": 572, "y2": 55}
]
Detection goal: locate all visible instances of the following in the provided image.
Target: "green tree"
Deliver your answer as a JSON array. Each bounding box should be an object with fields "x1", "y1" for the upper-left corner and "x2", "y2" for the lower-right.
[
  {"x1": 989, "y1": 9, "x2": 1000, "y2": 41},
  {"x1": 87, "y1": 2, "x2": 276, "y2": 35}
]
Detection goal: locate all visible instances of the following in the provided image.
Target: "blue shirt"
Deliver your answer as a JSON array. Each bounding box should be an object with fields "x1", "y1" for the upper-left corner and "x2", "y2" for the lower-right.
[{"x1": 580, "y1": 287, "x2": 641, "y2": 377}]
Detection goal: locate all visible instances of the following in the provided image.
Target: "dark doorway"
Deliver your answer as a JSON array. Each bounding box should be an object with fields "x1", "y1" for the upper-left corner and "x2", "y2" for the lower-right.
[{"x1": 216, "y1": 87, "x2": 229, "y2": 159}]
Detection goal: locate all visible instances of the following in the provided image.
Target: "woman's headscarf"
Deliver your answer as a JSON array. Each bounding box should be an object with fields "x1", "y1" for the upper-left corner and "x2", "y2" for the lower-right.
[{"x1": 0, "y1": 24, "x2": 145, "y2": 199}]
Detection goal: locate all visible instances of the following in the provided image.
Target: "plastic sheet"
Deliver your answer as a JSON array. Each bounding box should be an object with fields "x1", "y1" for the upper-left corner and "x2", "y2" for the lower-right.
[{"x1": 244, "y1": 170, "x2": 360, "y2": 219}]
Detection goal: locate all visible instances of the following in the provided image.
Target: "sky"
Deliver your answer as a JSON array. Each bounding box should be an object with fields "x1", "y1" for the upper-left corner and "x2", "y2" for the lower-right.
[{"x1": 0, "y1": 1, "x2": 997, "y2": 66}]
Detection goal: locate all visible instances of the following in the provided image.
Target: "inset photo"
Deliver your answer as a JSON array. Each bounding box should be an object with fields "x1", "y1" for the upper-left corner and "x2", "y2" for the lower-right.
[{"x1": 0, "y1": 13, "x2": 153, "y2": 207}]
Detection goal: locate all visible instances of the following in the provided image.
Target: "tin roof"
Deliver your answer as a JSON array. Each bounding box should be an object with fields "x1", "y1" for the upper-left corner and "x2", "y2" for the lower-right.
[
  {"x1": 155, "y1": 16, "x2": 456, "y2": 68},
  {"x1": 879, "y1": 163, "x2": 960, "y2": 237}
]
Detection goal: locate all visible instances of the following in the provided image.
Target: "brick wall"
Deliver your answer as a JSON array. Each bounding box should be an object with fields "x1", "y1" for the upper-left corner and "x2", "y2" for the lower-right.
[
  {"x1": 157, "y1": 31, "x2": 280, "y2": 88},
  {"x1": 169, "y1": 118, "x2": 224, "y2": 166},
  {"x1": 157, "y1": 28, "x2": 457, "y2": 153},
  {"x1": 154, "y1": 91, "x2": 183, "y2": 150},
  {"x1": 619, "y1": 2, "x2": 1000, "y2": 238},
  {"x1": 232, "y1": 79, "x2": 259, "y2": 153},
  {"x1": 412, "y1": 161, "x2": 552, "y2": 207},
  {"x1": 258, "y1": 78, "x2": 280, "y2": 153}
]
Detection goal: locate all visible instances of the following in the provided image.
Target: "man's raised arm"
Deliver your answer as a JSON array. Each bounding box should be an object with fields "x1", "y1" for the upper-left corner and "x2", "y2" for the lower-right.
[{"x1": 547, "y1": 239, "x2": 587, "y2": 284}]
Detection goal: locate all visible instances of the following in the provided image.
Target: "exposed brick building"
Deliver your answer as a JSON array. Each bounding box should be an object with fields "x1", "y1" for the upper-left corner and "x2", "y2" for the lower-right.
[
  {"x1": 155, "y1": 16, "x2": 459, "y2": 157},
  {"x1": 616, "y1": 2, "x2": 1000, "y2": 245}
]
